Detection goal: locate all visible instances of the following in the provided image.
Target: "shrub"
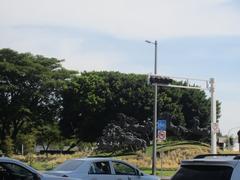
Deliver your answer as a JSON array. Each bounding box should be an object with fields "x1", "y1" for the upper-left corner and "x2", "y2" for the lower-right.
[{"x1": 2, "y1": 136, "x2": 14, "y2": 156}]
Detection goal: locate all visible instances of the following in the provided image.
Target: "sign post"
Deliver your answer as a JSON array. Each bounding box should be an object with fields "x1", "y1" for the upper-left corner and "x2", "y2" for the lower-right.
[
  {"x1": 157, "y1": 120, "x2": 166, "y2": 179},
  {"x1": 157, "y1": 120, "x2": 167, "y2": 141},
  {"x1": 211, "y1": 122, "x2": 220, "y2": 134}
]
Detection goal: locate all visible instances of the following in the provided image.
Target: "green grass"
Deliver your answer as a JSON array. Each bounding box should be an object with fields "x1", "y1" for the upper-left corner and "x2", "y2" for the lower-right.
[
  {"x1": 141, "y1": 168, "x2": 176, "y2": 177},
  {"x1": 146, "y1": 140, "x2": 210, "y2": 155},
  {"x1": 30, "y1": 161, "x2": 55, "y2": 171}
]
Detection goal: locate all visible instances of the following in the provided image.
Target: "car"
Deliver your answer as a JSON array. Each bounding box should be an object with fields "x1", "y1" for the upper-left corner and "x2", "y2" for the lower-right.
[
  {"x1": 0, "y1": 157, "x2": 80, "y2": 180},
  {"x1": 171, "y1": 154, "x2": 240, "y2": 180},
  {"x1": 45, "y1": 157, "x2": 160, "y2": 180}
]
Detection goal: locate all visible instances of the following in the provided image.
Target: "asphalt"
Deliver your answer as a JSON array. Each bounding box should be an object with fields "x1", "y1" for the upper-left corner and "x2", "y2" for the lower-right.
[{"x1": 160, "y1": 176, "x2": 171, "y2": 180}]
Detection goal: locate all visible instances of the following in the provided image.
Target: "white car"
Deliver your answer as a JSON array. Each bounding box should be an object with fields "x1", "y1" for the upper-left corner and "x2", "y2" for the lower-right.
[
  {"x1": 0, "y1": 157, "x2": 80, "y2": 180},
  {"x1": 171, "y1": 154, "x2": 240, "y2": 180},
  {"x1": 45, "y1": 157, "x2": 160, "y2": 180}
]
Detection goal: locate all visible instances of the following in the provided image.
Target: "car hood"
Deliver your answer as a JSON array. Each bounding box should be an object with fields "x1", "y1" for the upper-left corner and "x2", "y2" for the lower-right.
[
  {"x1": 44, "y1": 171, "x2": 72, "y2": 177},
  {"x1": 142, "y1": 174, "x2": 160, "y2": 180},
  {"x1": 42, "y1": 173, "x2": 81, "y2": 180}
]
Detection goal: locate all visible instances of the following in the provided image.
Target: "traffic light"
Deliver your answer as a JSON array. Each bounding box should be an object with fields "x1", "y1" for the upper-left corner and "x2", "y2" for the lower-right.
[{"x1": 148, "y1": 75, "x2": 173, "y2": 85}]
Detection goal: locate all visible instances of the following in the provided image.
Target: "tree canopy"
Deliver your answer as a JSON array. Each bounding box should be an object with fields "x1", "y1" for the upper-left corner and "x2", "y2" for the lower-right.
[
  {"x1": 0, "y1": 48, "x2": 76, "y2": 153},
  {"x1": 0, "y1": 48, "x2": 221, "y2": 154}
]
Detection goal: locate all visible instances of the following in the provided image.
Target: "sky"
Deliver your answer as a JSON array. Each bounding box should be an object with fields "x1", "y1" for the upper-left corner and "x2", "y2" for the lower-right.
[{"x1": 0, "y1": 0, "x2": 240, "y2": 135}]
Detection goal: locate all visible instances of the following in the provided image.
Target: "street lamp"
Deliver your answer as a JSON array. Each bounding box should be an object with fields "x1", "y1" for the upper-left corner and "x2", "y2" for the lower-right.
[
  {"x1": 145, "y1": 40, "x2": 158, "y2": 175},
  {"x1": 209, "y1": 78, "x2": 217, "y2": 154}
]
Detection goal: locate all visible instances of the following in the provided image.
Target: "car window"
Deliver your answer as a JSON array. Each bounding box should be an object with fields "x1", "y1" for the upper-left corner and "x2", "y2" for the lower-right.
[
  {"x1": 89, "y1": 161, "x2": 111, "y2": 174},
  {"x1": 112, "y1": 161, "x2": 137, "y2": 175},
  {"x1": 0, "y1": 162, "x2": 35, "y2": 180},
  {"x1": 54, "y1": 160, "x2": 84, "y2": 171},
  {"x1": 172, "y1": 165, "x2": 233, "y2": 180}
]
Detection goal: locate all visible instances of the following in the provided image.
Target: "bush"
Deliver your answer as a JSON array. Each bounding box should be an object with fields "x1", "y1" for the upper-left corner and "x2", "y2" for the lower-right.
[
  {"x1": 16, "y1": 134, "x2": 36, "y2": 155},
  {"x1": 2, "y1": 136, "x2": 14, "y2": 156}
]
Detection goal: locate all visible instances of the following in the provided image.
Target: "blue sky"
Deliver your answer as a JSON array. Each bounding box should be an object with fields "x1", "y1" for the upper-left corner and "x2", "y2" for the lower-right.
[{"x1": 1, "y1": 0, "x2": 240, "y2": 135}]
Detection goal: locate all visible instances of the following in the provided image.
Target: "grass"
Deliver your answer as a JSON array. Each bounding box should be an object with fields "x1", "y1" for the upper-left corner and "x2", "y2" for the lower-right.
[
  {"x1": 141, "y1": 168, "x2": 176, "y2": 177},
  {"x1": 12, "y1": 140, "x2": 221, "y2": 176}
]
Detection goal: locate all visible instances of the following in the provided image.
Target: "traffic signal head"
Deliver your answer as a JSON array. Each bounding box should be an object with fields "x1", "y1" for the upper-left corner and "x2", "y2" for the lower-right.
[{"x1": 148, "y1": 75, "x2": 173, "y2": 85}]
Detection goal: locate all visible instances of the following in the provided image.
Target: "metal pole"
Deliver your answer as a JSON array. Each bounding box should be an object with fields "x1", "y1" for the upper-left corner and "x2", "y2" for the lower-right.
[
  {"x1": 210, "y1": 78, "x2": 217, "y2": 154},
  {"x1": 152, "y1": 40, "x2": 158, "y2": 175},
  {"x1": 22, "y1": 144, "x2": 24, "y2": 155},
  {"x1": 145, "y1": 40, "x2": 158, "y2": 175}
]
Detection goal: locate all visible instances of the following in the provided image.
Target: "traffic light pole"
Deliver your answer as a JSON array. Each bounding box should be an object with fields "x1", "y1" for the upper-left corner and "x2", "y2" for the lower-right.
[
  {"x1": 152, "y1": 41, "x2": 157, "y2": 175},
  {"x1": 146, "y1": 39, "x2": 217, "y2": 173},
  {"x1": 210, "y1": 78, "x2": 217, "y2": 154},
  {"x1": 145, "y1": 40, "x2": 158, "y2": 175},
  {"x1": 148, "y1": 75, "x2": 218, "y2": 154}
]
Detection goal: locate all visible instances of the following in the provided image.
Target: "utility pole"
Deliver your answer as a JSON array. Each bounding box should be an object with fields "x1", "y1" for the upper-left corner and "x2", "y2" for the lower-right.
[
  {"x1": 145, "y1": 40, "x2": 158, "y2": 175},
  {"x1": 153, "y1": 40, "x2": 157, "y2": 175},
  {"x1": 210, "y1": 78, "x2": 217, "y2": 154}
]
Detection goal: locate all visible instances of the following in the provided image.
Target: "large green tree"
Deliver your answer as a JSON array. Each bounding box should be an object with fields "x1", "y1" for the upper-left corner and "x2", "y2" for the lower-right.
[
  {"x1": 60, "y1": 72, "x2": 154, "y2": 142},
  {"x1": 0, "y1": 49, "x2": 221, "y2": 153},
  {"x1": 0, "y1": 48, "x2": 76, "y2": 151},
  {"x1": 61, "y1": 71, "x2": 216, "y2": 143}
]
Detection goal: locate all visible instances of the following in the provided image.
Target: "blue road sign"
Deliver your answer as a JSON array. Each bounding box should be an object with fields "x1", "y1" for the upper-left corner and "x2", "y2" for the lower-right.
[{"x1": 157, "y1": 120, "x2": 166, "y2": 131}]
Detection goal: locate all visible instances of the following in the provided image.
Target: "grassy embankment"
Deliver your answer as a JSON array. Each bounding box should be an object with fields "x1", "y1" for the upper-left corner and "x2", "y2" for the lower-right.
[{"x1": 13, "y1": 140, "x2": 212, "y2": 177}]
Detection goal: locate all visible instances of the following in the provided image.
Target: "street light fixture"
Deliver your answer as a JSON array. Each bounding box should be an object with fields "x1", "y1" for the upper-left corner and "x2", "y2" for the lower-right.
[{"x1": 145, "y1": 40, "x2": 158, "y2": 175}]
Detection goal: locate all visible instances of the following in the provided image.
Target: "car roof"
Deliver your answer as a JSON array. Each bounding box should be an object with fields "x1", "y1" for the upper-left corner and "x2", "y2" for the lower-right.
[
  {"x1": 181, "y1": 154, "x2": 240, "y2": 168},
  {"x1": 66, "y1": 157, "x2": 137, "y2": 168},
  {"x1": 0, "y1": 157, "x2": 40, "y2": 174},
  {"x1": 194, "y1": 154, "x2": 240, "y2": 160},
  {"x1": 69, "y1": 157, "x2": 118, "y2": 161},
  {"x1": 0, "y1": 157, "x2": 20, "y2": 163}
]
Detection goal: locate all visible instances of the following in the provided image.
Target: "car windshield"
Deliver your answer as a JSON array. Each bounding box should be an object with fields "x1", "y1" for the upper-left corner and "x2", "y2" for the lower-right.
[
  {"x1": 54, "y1": 160, "x2": 84, "y2": 171},
  {"x1": 172, "y1": 165, "x2": 233, "y2": 180}
]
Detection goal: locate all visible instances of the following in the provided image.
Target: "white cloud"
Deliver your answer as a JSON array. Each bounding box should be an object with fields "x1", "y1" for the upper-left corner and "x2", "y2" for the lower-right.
[
  {"x1": 1, "y1": 0, "x2": 240, "y2": 39},
  {"x1": 0, "y1": 27, "x2": 127, "y2": 72},
  {"x1": 220, "y1": 101, "x2": 240, "y2": 135},
  {"x1": 1, "y1": 0, "x2": 240, "y2": 134},
  {"x1": 62, "y1": 52, "x2": 127, "y2": 72},
  {"x1": 217, "y1": 82, "x2": 240, "y2": 134}
]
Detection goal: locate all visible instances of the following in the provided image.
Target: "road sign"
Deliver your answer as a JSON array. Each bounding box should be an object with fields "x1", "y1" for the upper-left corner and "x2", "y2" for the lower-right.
[
  {"x1": 157, "y1": 130, "x2": 166, "y2": 141},
  {"x1": 157, "y1": 120, "x2": 166, "y2": 131},
  {"x1": 211, "y1": 122, "x2": 219, "y2": 134}
]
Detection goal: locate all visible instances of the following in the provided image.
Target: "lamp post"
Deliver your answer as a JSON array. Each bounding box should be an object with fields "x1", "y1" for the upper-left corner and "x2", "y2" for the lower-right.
[
  {"x1": 209, "y1": 78, "x2": 217, "y2": 154},
  {"x1": 145, "y1": 40, "x2": 158, "y2": 175}
]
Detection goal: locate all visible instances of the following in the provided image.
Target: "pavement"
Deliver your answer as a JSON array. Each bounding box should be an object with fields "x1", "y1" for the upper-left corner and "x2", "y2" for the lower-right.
[{"x1": 160, "y1": 176, "x2": 171, "y2": 180}]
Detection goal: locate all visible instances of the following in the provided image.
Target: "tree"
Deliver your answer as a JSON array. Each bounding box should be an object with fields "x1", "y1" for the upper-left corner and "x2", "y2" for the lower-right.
[
  {"x1": 36, "y1": 123, "x2": 61, "y2": 156},
  {"x1": 61, "y1": 71, "x2": 221, "y2": 144},
  {"x1": 1, "y1": 136, "x2": 13, "y2": 156},
  {"x1": 16, "y1": 134, "x2": 36, "y2": 155},
  {"x1": 60, "y1": 72, "x2": 154, "y2": 143},
  {"x1": 97, "y1": 113, "x2": 147, "y2": 153},
  {"x1": 0, "y1": 48, "x2": 76, "y2": 148},
  {"x1": 60, "y1": 73, "x2": 109, "y2": 142}
]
